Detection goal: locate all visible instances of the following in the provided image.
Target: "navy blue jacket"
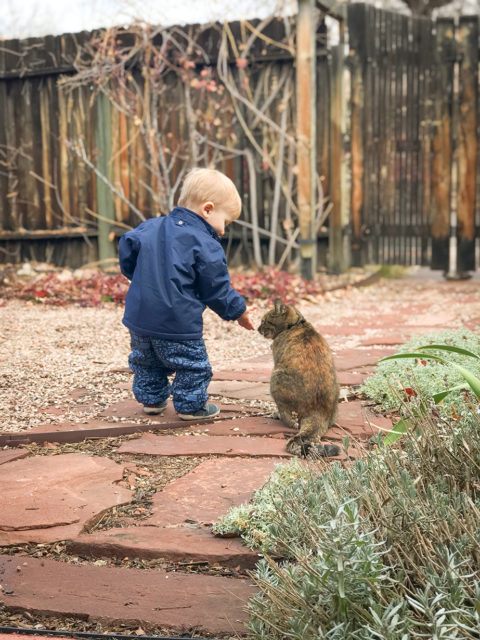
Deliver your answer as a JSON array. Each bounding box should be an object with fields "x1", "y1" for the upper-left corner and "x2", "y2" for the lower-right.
[{"x1": 118, "y1": 207, "x2": 246, "y2": 339}]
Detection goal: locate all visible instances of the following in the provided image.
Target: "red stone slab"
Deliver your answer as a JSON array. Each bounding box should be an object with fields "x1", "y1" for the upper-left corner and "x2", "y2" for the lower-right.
[
  {"x1": 312, "y1": 324, "x2": 364, "y2": 336},
  {"x1": 29, "y1": 419, "x2": 143, "y2": 434},
  {"x1": 99, "y1": 398, "x2": 260, "y2": 421},
  {"x1": 116, "y1": 433, "x2": 291, "y2": 458},
  {"x1": 0, "y1": 402, "x2": 267, "y2": 448},
  {"x1": 146, "y1": 458, "x2": 281, "y2": 526},
  {"x1": 333, "y1": 347, "x2": 396, "y2": 372},
  {"x1": 360, "y1": 334, "x2": 409, "y2": 346},
  {"x1": 337, "y1": 369, "x2": 373, "y2": 386},
  {"x1": 334, "y1": 401, "x2": 392, "y2": 440},
  {"x1": 405, "y1": 311, "x2": 456, "y2": 327},
  {"x1": 213, "y1": 368, "x2": 272, "y2": 382},
  {"x1": 208, "y1": 380, "x2": 271, "y2": 401},
  {"x1": 0, "y1": 454, "x2": 133, "y2": 546},
  {"x1": 68, "y1": 526, "x2": 259, "y2": 568},
  {"x1": 185, "y1": 415, "x2": 297, "y2": 437},
  {"x1": 0, "y1": 448, "x2": 28, "y2": 465},
  {"x1": 0, "y1": 555, "x2": 254, "y2": 636}
]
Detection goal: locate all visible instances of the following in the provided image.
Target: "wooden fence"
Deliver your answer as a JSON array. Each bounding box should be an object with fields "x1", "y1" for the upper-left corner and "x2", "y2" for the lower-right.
[
  {"x1": 0, "y1": 20, "x2": 332, "y2": 268},
  {"x1": 0, "y1": 6, "x2": 478, "y2": 272},
  {"x1": 348, "y1": 5, "x2": 479, "y2": 273}
]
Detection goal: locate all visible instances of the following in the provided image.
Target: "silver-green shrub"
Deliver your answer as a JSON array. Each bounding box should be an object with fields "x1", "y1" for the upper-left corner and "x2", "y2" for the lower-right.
[
  {"x1": 214, "y1": 329, "x2": 480, "y2": 638},
  {"x1": 361, "y1": 329, "x2": 480, "y2": 430}
]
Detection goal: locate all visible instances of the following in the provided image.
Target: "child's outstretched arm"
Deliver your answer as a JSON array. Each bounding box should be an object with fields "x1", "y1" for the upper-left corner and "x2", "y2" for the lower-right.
[{"x1": 237, "y1": 310, "x2": 255, "y2": 330}]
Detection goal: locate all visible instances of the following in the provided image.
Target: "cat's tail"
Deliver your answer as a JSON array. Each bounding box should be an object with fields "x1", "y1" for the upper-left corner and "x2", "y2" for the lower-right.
[
  {"x1": 298, "y1": 411, "x2": 330, "y2": 441},
  {"x1": 285, "y1": 411, "x2": 339, "y2": 457}
]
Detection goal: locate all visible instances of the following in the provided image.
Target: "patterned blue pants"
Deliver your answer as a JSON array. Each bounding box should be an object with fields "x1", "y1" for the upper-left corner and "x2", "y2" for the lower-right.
[{"x1": 128, "y1": 331, "x2": 212, "y2": 413}]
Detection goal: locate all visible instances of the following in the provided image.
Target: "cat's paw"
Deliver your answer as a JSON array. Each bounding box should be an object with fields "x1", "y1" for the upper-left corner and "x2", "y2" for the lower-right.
[{"x1": 286, "y1": 436, "x2": 312, "y2": 458}]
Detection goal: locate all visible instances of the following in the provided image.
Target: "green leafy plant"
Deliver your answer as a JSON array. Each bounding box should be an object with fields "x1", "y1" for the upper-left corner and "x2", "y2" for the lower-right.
[
  {"x1": 377, "y1": 341, "x2": 480, "y2": 445},
  {"x1": 361, "y1": 330, "x2": 480, "y2": 435},
  {"x1": 381, "y1": 343, "x2": 480, "y2": 400}
]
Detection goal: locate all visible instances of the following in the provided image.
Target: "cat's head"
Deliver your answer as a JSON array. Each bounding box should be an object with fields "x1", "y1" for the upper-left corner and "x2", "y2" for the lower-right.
[{"x1": 258, "y1": 298, "x2": 305, "y2": 339}]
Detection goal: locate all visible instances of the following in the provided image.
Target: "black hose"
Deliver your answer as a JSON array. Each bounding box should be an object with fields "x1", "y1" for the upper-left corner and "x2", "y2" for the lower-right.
[{"x1": 0, "y1": 626, "x2": 224, "y2": 640}]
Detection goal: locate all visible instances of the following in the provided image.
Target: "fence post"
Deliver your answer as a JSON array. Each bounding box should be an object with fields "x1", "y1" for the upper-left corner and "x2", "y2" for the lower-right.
[
  {"x1": 95, "y1": 92, "x2": 116, "y2": 263},
  {"x1": 456, "y1": 16, "x2": 478, "y2": 274},
  {"x1": 430, "y1": 18, "x2": 455, "y2": 271},
  {"x1": 296, "y1": 0, "x2": 317, "y2": 280},
  {"x1": 347, "y1": 4, "x2": 366, "y2": 268},
  {"x1": 328, "y1": 20, "x2": 348, "y2": 274}
]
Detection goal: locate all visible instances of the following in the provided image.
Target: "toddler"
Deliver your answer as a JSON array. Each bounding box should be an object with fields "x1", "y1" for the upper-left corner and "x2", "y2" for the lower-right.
[{"x1": 119, "y1": 168, "x2": 254, "y2": 420}]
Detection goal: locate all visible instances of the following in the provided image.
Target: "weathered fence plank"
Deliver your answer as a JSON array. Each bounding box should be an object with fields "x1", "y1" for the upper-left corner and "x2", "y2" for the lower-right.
[
  {"x1": 328, "y1": 26, "x2": 347, "y2": 274},
  {"x1": 456, "y1": 16, "x2": 478, "y2": 274},
  {"x1": 347, "y1": 3, "x2": 366, "y2": 267},
  {"x1": 430, "y1": 18, "x2": 455, "y2": 271},
  {"x1": 0, "y1": 8, "x2": 478, "y2": 272},
  {"x1": 95, "y1": 92, "x2": 117, "y2": 262},
  {"x1": 347, "y1": 7, "x2": 478, "y2": 274}
]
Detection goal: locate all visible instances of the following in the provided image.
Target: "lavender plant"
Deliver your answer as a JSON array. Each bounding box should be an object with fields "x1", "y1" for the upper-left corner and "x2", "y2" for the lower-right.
[{"x1": 214, "y1": 329, "x2": 480, "y2": 638}]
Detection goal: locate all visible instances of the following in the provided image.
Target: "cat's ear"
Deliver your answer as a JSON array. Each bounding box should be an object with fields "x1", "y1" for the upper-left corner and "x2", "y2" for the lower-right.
[
  {"x1": 294, "y1": 307, "x2": 305, "y2": 322},
  {"x1": 273, "y1": 298, "x2": 286, "y2": 314}
]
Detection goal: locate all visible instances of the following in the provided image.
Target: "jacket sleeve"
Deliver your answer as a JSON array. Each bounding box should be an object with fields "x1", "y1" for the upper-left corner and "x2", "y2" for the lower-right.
[
  {"x1": 118, "y1": 230, "x2": 141, "y2": 281},
  {"x1": 195, "y1": 242, "x2": 246, "y2": 321}
]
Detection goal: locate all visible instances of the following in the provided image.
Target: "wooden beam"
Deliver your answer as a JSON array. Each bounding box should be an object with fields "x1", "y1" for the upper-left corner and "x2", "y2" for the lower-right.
[
  {"x1": 0, "y1": 227, "x2": 93, "y2": 240},
  {"x1": 456, "y1": 16, "x2": 478, "y2": 274},
  {"x1": 328, "y1": 21, "x2": 347, "y2": 273},
  {"x1": 431, "y1": 18, "x2": 454, "y2": 271},
  {"x1": 95, "y1": 92, "x2": 117, "y2": 262},
  {"x1": 315, "y1": 0, "x2": 346, "y2": 21},
  {"x1": 296, "y1": 0, "x2": 317, "y2": 280}
]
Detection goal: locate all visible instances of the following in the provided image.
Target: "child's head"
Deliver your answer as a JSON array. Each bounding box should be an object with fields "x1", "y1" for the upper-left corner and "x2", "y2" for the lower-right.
[{"x1": 178, "y1": 168, "x2": 242, "y2": 236}]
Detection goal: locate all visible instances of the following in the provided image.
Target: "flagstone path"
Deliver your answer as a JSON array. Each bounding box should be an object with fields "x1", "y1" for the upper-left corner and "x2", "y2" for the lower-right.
[{"x1": 1, "y1": 272, "x2": 479, "y2": 638}]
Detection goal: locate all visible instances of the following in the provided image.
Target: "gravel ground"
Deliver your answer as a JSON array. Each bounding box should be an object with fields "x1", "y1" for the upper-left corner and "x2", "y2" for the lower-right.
[
  {"x1": 0, "y1": 299, "x2": 274, "y2": 432},
  {"x1": 0, "y1": 266, "x2": 365, "y2": 432},
  {"x1": 2, "y1": 266, "x2": 479, "y2": 434}
]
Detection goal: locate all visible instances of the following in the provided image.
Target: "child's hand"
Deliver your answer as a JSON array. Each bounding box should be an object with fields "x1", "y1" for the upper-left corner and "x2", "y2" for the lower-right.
[{"x1": 237, "y1": 310, "x2": 255, "y2": 331}]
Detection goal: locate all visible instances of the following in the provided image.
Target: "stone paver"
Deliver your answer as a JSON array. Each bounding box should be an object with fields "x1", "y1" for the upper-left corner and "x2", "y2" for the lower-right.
[
  {"x1": 0, "y1": 555, "x2": 254, "y2": 636},
  {"x1": 0, "y1": 402, "x2": 264, "y2": 447},
  {"x1": 0, "y1": 448, "x2": 28, "y2": 465},
  {"x1": 116, "y1": 433, "x2": 292, "y2": 457},
  {"x1": 361, "y1": 334, "x2": 408, "y2": 346},
  {"x1": 0, "y1": 454, "x2": 132, "y2": 545},
  {"x1": 333, "y1": 401, "x2": 392, "y2": 440},
  {"x1": 208, "y1": 379, "x2": 271, "y2": 401},
  {"x1": 183, "y1": 415, "x2": 297, "y2": 436},
  {"x1": 405, "y1": 311, "x2": 457, "y2": 326},
  {"x1": 213, "y1": 368, "x2": 272, "y2": 382},
  {"x1": 146, "y1": 458, "x2": 280, "y2": 526},
  {"x1": 67, "y1": 458, "x2": 280, "y2": 569},
  {"x1": 333, "y1": 347, "x2": 397, "y2": 373},
  {"x1": 68, "y1": 526, "x2": 260, "y2": 568}
]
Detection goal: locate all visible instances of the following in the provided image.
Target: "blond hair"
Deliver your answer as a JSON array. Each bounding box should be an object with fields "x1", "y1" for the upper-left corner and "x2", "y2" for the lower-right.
[{"x1": 178, "y1": 168, "x2": 241, "y2": 218}]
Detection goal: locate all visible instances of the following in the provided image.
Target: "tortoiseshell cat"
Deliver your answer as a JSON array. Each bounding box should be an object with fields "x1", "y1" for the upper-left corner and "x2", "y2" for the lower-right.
[{"x1": 258, "y1": 299, "x2": 340, "y2": 457}]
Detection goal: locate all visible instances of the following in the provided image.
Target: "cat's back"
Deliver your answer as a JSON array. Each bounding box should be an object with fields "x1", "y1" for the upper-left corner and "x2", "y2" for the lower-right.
[{"x1": 272, "y1": 320, "x2": 333, "y2": 369}]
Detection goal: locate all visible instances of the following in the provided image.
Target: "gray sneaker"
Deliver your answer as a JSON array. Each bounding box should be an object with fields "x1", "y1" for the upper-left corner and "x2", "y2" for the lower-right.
[
  {"x1": 143, "y1": 400, "x2": 168, "y2": 415},
  {"x1": 177, "y1": 403, "x2": 220, "y2": 421}
]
